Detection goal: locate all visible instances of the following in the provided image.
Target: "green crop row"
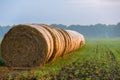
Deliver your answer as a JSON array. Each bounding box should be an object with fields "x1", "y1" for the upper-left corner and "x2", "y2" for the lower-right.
[{"x1": 0, "y1": 38, "x2": 120, "y2": 80}]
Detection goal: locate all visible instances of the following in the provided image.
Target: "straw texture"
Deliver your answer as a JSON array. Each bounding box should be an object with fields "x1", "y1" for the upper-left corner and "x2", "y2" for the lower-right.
[{"x1": 1, "y1": 24, "x2": 85, "y2": 67}]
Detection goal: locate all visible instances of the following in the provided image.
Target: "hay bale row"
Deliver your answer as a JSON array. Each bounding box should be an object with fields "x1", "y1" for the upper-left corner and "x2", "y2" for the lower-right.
[
  {"x1": 66, "y1": 30, "x2": 85, "y2": 52},
  {"x1": 1, "y1": 24, "x2": 85, "y2": 67}
]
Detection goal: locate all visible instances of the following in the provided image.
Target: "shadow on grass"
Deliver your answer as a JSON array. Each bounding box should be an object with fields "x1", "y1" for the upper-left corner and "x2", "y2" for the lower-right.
[
  {"x1": 0, "y1": 57, "x2": 5, "y2": 66},
  {"x1": 0, "y1": 42, "x2": 5, "y2": 66}
]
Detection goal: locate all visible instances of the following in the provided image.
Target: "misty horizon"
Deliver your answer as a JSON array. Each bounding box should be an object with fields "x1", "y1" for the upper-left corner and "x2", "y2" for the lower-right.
[
  {"x1": 0, "y1": 23, "x2": 120, "y2": 38},
  {"x1": 0, "y1": 22, "x2": 120, "y2": 27}
]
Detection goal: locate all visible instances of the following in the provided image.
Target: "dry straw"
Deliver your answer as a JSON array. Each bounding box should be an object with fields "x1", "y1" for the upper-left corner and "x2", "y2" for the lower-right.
[{"x1": 1, "y1": 24, "x2": 85, "y2": 68}]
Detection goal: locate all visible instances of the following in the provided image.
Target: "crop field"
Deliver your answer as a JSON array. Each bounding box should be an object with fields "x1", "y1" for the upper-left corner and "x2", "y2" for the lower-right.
[{"x1": 0, "y1": 38, "x2": 120, "y2": 80}]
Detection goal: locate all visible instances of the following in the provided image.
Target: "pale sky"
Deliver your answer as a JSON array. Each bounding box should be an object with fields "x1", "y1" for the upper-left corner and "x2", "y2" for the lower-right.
[{"x1": 0, "y1": 0, "x2": 120, "y2": 25}]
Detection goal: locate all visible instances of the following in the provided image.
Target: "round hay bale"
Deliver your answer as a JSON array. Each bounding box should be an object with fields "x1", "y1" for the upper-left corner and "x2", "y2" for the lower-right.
[
  {"x1": 66, "y1": 30, "x2": 84, "y2": 51},
  {"x1": 80, "y1": 34, "x2": 85, "y2": 46},
  {"x1": 56, "y1": 28, "x2": 72, "y2": 56},
  {"x1": 49, "y1": 28, "x2": 65, "y2": 61},
  {"x1": 1, "y1": 24, "x2": 85, "y2": 68},
  {"x1": 30, "y1": 24, "x2": 54, "y2": 62},
  {"x1": 1, "y1": 24, "x2": 54, "y2": 67},
  {"x1": 38, "y1": 24, "x2": 65, "y2": 61}
]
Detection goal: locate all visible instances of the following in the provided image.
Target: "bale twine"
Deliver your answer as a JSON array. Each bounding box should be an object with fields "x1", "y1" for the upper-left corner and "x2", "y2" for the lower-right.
[{"x1": 1, "y1": 24, "x2": 85, "y2": 67}]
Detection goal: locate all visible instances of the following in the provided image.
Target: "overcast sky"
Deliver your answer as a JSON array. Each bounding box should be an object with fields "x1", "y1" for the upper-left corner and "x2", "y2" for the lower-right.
[{"x1": 0, "y1": 0, "x2": 120, "y2": 25}]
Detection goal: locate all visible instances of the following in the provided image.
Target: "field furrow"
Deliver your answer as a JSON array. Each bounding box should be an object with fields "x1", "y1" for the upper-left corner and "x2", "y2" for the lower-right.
[{"x1": 0, "y1": 38, "x2": 120, "y2": 79}]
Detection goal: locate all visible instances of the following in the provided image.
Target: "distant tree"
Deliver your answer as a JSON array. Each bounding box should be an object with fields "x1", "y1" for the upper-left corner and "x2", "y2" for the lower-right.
[{"x1": 114, "y1": 22, "x2": 120, "y2": 37}]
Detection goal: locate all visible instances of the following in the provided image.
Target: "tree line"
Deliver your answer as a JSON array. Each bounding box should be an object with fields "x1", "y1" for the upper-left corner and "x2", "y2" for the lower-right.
[
  {"x1": 0, "y1": 23, "x2": 120, "y2": 38},
  {"x1": 51, "y1": 23, "x2": 120, "y2": 38}
]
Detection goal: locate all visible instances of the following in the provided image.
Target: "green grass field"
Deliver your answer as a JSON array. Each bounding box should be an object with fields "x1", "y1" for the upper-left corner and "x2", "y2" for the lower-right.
[{"x1": 0, "y1": 38, "x2": 120, "y2": 79}]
